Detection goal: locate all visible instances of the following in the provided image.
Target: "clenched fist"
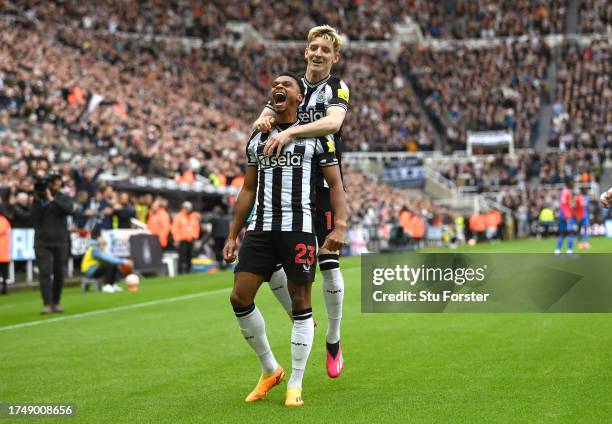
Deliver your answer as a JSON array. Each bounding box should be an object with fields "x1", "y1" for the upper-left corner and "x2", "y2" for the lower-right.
[{"x1": 223, "y1": 237, "x2": 237, "y2": 263}]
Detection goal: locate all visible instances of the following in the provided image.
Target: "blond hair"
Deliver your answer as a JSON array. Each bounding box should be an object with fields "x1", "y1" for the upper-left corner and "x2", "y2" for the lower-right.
[{"x1": 307, "y1": 25, "x2": 343, "y2": 53}]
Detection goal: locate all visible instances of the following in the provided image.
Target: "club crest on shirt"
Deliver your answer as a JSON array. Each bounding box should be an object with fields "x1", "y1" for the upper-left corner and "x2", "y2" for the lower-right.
[{"x1": 315, "y1": 90, "x2": 326, "y2": 104}]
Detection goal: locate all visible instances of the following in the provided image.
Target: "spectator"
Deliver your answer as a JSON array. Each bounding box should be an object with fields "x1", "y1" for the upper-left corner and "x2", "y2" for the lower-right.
[
  {"x1": 485, "y1": 210, "x2": 502, "y2": 241},
  {"x1": 71, "y1": 160, "x2": 103, "y2": 196},
  {"x1": 171, "y1": 201, "x2": 200, "y2": 274},
  {"x1": 135, "y1": 193, "x2": 152, "y2": 224},
  {"x1": 147, "y1": 197, "x2": 171, "y2": 249},
  {"x1": 112, "y1": 192, "x2": 136, "y2": 229},
  {"x1": 516, "y1": 202, "x2": 530, "y2": 238},
  {"x1": 10, "y1": 192, "x2": 33, "y2": 228},
  {"x1": 74, "y1": 190, "x2": 94, "y2": 231},
  {"x1": 469, "y1": 212, "x2": 487, "y2": 243},
  {"x1": 98, "y1": 187, "x2": 116, "y2": 231},
  {"x1": 538, "y1": 206, "x2": 555, "y2": 238}
]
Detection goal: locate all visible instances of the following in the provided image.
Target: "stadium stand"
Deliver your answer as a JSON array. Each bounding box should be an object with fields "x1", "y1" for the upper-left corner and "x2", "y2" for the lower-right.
[
  {"x1": 578, "y1": 0, "x2": 611, "y2": 34},
  {"x1": 0, "y1": 0, "x2": 574, "y2": 40},
  {"x1": 550, "y1": 38, "x2": 611, "y2": 150},
  {"x1": 402, "y1": 39, "x2": 551, "y2": 150},
  {"x1": 437, "y1": 149, "x2": 603, "y2": 190},
  {"x1": 407, "y1": 0, "x2": 567, "y2": 39}
]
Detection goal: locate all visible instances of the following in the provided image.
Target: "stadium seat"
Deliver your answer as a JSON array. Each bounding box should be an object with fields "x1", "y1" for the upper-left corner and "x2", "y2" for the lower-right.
[{"x1": 161, "y1": 252, "x2": 178, "y2": 278}]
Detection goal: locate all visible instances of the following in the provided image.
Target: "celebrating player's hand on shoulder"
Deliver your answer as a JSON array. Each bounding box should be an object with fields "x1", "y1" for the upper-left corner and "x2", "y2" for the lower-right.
[
  {"x1": 254, "y1": 116, "x2": 275, "y2": 133},
  {"x1": 322, "y1": 227, "x2": 345, "y2": 252},
  {"x1": 263, "y1": 129, "x2": 293, "y2": 157},
  {"x1": 223, "y1": 237, "x2": 237, "y2": 263}
]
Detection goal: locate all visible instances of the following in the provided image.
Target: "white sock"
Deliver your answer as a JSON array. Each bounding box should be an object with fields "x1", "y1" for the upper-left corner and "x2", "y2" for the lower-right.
[
  {"x1": 321, "y1": 267, "x2": 344, "y2": 344},
  {"x1": 234, "y1": 304, "x2": 278, "y2": 374},
  {"x1": 288, "y1": 312, "x2": 314, "y2": 389},
  {"x1": 267, "y1": 267, "x2": 293, "y2": 318}
]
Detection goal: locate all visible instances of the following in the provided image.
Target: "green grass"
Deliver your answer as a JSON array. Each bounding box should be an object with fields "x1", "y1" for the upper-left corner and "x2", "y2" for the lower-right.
[
  {"x1": 421, "y1": 236, "x2": 612, "y2": 253},
  {"x1": 2, "y1": 237, "x2": 612, "y2": 423}
]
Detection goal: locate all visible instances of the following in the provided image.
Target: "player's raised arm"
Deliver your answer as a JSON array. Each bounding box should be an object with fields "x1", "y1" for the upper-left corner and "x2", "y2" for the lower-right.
[
  {"x1": 264, "y1": 106, "x2": 347, "y2": 157},
  {"x1": 287, "y1": 105, "x2": 346, "y2": 138},
  {"x1": 320, "y1": 163, "x2": 347, "y2": 252},
  {"x1": 224, "y1": 166, "x2": 257, "y2": 263},
  {"x1": 264, "y1": 106, "x2": 346, "y2": 154}
]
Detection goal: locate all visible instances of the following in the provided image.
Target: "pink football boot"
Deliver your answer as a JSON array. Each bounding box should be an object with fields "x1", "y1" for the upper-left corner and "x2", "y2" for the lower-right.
[{"x1": 326, "y1": 341, "x2": 344, "y2": 378}]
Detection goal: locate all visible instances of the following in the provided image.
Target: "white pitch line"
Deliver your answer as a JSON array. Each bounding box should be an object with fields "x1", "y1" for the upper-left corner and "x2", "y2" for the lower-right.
[
  {"x1": 1, "y1": 262, "x2": 361, "y2": 332},
  {"x1": 0, "y1": 288, "x2": 231, "y2": 332}
]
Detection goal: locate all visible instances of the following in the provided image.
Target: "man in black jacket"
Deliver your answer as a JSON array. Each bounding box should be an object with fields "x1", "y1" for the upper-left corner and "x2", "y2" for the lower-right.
[
  {"x1": 10, "y1": 192, "x2": 33, "y2": 228},
  {"x1": 71, "y1": 160, "x2": 103, "y2": 197},
  {"x1": 31, "y1": 174, "x2": 76, "y2": 315},
  {"x1": 112, "y1": 192, "x2": 136, "y2": 229}
]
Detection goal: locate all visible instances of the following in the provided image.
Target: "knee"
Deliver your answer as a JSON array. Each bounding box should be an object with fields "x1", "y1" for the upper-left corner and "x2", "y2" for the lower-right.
[
  {"x1": 230, "y1": 290, "x2": 252, "y2": 309},
  {"x1": 290, "y1": 294, "x2": 309, "y2": 311}
]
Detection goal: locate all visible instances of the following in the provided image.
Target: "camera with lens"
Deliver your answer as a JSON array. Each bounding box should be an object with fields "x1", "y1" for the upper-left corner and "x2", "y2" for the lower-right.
[
  {"x1": 33, "y1": 171, "x2": 63, "y2": 199},
  {"x1": 33, "y1": 176, "x2": 50, "y2": 199}
]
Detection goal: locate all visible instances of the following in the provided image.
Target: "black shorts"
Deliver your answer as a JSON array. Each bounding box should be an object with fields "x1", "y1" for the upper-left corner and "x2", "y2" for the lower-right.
[
  {"x1": 235, "y1": 231, "x2": 317, "y2": 284},
  {"x1": 315, "y1": 187, "x2": 334, "y2": 248}
]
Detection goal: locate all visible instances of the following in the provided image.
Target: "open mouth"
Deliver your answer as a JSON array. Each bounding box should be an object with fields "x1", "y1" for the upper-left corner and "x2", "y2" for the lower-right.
[{"x1": 273, "y1": 91, "x2": 287, "y2": 105}]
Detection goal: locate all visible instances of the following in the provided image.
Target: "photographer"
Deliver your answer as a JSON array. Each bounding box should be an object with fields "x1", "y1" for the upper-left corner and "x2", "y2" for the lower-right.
[{"x1": 31, "y1": 173, "x2": 76, "y2": 315}]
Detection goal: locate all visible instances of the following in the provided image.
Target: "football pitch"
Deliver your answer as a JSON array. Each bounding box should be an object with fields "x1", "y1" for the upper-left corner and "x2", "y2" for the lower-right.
[{"x1": 2, "y1": 237, "x2": 612, "y2": 423}]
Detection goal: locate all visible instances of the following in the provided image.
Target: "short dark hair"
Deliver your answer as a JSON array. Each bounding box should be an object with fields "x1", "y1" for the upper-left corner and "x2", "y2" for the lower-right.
[
  {"x1": 48, "y1": 171, "x2": 62, "y2": 181},
  {"x1": 277, "y1": 72, "x2": 304, "y2": 96}
]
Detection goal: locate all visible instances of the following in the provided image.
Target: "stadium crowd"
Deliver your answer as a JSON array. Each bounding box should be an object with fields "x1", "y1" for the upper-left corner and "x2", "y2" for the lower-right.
[
  {"x1": 435, "y1": 148, "x2": 607, "y2": 238},
  {"x1": 549, "y1": 38, "x2": 611, "y2": 151},
  {"x1": 438, "y1": 149, "x2": 604, "y2": 191},
  {"x1": 2, "y1": 7, "x2": 606, "y2": 159},
  {"x1": 407, "y1": 0, "x2": 567, "y2": 39},
  {"x1": 342, "y1": 166, "x2": 453, "y2": 251},
  {"x1": 579, "y1": 0, "x2": 612, "y2": 34},
  {"x1": 0, "y1": 21, "x2": 247, "y2": 183},
  {"x1": 402, "y1": 39, "x2": 551, "y2": 150},
  {"x1": 0, "y1": 0, "x2": 231, "y2": 41},
  {"x1": 1, "y1": 16, "x2": 434, "y2": 187},
  {"x1": 6, "y1": 0, "x2": 600, "y2": 41}
]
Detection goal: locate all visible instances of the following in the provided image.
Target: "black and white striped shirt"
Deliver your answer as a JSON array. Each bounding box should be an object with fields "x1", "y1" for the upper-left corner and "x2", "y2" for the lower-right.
[
  {"x1": 267, "y1": 74, "x2": 350, "y2": 188},
  {"x1": 246, "y1": 122, "x2": 339, "y2": 233}
]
